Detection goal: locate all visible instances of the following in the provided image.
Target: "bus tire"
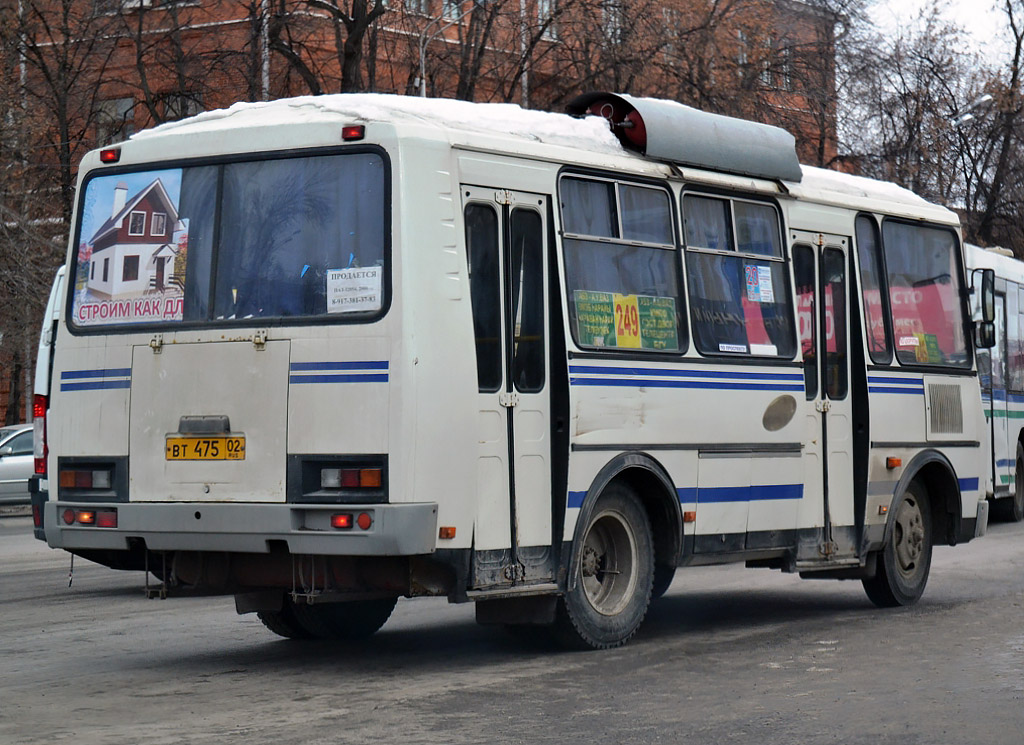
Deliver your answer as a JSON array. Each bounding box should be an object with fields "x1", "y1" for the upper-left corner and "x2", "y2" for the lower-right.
[
  {"x1": 651, "y1": 564, "x2": 676, "y2": 601},
  {"x1": 862, "y1": 482, "x2": 932, "y2": 608},
  {"x1": 995, "y1": 443, "x2": 1024, "y2": 522},
  {"x1": 257, "y1": 600, "x2": 316, "y2": 640},
  {"x1": 554, "y1": 483, "x2": 654, "y2": 650},
  {"x1": 289, "y1": 597, "x2": 398, "y2": 640}
]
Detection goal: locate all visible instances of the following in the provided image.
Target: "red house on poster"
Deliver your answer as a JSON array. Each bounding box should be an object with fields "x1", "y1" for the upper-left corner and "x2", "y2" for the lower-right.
[{"x1": 87, "y1": 179, "x2": 179, "y2": 299}]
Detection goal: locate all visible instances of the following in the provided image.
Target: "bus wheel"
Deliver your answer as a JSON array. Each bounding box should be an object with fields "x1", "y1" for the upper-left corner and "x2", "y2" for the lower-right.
[
  {"x1": 288, "y1": 597, "x2": 398, "y2": 640},
  {"x1": 554, "y1": 483, "x2": 654, "y2": 649},
  {"x1": 257, "y1": 599, "x2": 316, "y2": 640},
  {"x1": 651, "y1": 564, "x2": 676, "y2": 601},
  {"x1": 862, "y1": 483, "x2": 932, "y2": 608},
  {"x1": 996, "y1": 443, "x2": 1024, "y2": 522}
]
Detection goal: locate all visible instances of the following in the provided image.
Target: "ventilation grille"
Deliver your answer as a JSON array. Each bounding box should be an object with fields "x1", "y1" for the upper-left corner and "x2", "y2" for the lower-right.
[{"x1": 928, "y1": 383, "x2": 963, "y2": 434}]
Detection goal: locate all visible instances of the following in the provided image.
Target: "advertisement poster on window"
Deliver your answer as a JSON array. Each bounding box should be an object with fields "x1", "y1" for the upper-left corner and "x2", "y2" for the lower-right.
[
  {"x1": 72, "y1": 170, "x2": 188, "y2": 326},
  {"x1": 574, "y1": 290, "x2": 678, "y2": 351}
]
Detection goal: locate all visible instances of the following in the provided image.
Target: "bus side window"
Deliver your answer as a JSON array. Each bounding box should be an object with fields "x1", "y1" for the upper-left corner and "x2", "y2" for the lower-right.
[
  {"x1": 510, "y1": 208, "x2": 545, "y2": 393},
  {"x1": 855, "y1": 215, "x2": 891, "y2": 364},
  {"x1": 683, "y1": 194, "x2": 795, "y2": 358},
  {"x1": 823, "y1": 247, "x2": 848, "y2": 399},
  {"x1": 465, "y1": 204, "x2": 502, "y2": 392},
  {"x1": 793, "y1": 244, "x2": 817, "y2": 399}
]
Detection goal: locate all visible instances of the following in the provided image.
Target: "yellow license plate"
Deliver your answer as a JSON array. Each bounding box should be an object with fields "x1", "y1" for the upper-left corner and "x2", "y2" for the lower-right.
[{"x1": 165, "y1": 436, "x2": 246, "y2": 461}]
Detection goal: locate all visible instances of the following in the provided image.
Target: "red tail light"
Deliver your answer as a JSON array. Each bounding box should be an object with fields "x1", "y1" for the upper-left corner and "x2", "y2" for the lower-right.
[{"x1": 33, "y1": 394, "x2": 47, "y2": 475}]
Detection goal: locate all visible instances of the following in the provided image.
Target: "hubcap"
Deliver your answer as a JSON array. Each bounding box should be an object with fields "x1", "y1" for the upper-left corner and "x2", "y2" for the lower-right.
[
  {"x1": 894, "y1": 495, "x2": 925, "y2": 579},
  {"x1": 580, "y1": 509, "x2": 638, "y2": 616}
]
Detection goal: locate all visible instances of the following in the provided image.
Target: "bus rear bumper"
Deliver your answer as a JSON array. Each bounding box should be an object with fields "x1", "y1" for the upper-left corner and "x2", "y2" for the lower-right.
[{"x1": 43, "y1": 501, "x2": 439, "y2": 556}]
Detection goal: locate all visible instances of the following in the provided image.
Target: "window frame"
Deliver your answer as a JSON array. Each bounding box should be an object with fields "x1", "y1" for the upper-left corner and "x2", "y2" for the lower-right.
[
  {"x1": 151, "y1": 212, "x2": 167, "y2": 237},
  {"x1": 122, "y1": 255, "x2": 140, "y2": 282},
  {"x1": 128, "y1": 211, "x2": 146, "y2": 236},
  {"x1": 682, "y1": 189, "x2": 795, "y2": 359},
  {"x1": 558, "y1": 170, "x2": 688, "y2": 356},
  {"x1": 67, "y1": 144, "x2": 393, "y2": 335}
]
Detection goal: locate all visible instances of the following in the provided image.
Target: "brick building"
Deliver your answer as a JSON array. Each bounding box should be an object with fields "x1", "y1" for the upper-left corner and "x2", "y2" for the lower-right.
[{"x1": 1, "y1": 0, "x2": 838, "y2": 420}]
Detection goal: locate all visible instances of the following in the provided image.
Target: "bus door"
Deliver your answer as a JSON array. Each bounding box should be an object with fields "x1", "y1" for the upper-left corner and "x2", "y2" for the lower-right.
[
  {"x1": 793, "y1": 233, "x2": 856, "y2": 559},
  {"x1": 462, "y1": 187, "x2": 553, "y2": 588},
  {"x1": 990, "y1": 293, "x2": 1011, "y2": 495}
]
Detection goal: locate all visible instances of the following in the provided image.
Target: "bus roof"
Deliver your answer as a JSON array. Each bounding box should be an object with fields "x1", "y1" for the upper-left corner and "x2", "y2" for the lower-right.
[{"x1": 127, "y1": 93, "x2": 955, "y2": 224}]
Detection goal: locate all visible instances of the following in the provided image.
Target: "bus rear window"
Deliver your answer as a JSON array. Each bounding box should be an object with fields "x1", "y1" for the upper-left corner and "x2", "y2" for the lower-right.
[
  {"x1": 882, "y1": 221, "x2": 968, "y2": 368},
  {"x1": 71, "y1": 151, "x2": 387, "y2": 328}
]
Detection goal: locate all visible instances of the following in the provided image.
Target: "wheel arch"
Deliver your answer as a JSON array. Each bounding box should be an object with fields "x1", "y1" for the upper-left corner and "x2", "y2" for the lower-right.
[
  {"x1": 566, "y1": 452, "x2": 682, "y2": 591},
  {"x1": 886, "y1": 449, "x2": 961, "y2": 548}
]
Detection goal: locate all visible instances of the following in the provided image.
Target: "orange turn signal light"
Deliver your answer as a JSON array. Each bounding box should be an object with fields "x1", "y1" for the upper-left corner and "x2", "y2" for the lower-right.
[
  {"x1": 682, "y1": 511, "x2": 697, "y2": 524},
  {"x1": 886, "y1": 457, "x2": 902, "y2": 470},
  {"x1": 438, "y1": 526, "x2": 456, "y2": 540}
]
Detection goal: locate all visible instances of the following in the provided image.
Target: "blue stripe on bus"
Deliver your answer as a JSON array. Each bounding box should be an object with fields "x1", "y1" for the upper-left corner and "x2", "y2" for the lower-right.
[
  {"x1": 567, "y1": 484, "x2": 802, "y2": 508},
  {"x1": 996, "y1": 459, "x2": 1014, "y2": 468},
  {"x1": 60, "y1": 380, "x2": 132, "y2": 392},
  {"x1": 867, "y1": 376, "x2": 923, "y2": 387},
  {"x1": 61, "y1": 368, "x2": 131, "y2": 380},
  {"x1": 569, "y1": 365, "x2": 804, "y2": 382},
  {"x1": 696, "y1": 484, "x2": 804, "y2": 503},
  {"x1": 290, "y1": 361, "x2": 389, "y2": 372},
  {"x1": 1009, "y1": 393, "x2": 1024, "y2": 404},
  {"x1": 868, "y1": 386, "x2": 926, "y2": 395},
  {"x1": 958, "y1": 478, "x2": 979, "y2": 492},
  {"x1": 570, "y1": 377, "x2": 804, "y2": 392},
  {"x1": 289, "y1": 374, "x2": 389, "y2": 384}
]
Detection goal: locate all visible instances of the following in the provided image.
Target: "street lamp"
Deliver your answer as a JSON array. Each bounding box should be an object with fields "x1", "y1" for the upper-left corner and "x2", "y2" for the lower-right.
[
  {"x1": 416, "y1": 0, "x2": 487, "y2": 97},
  {"x1": 952, "y1": 94, "x2": 994, "y2": 127}
]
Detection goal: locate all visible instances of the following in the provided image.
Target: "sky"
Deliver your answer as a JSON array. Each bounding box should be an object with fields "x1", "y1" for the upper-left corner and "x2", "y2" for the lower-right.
[{"x1": 870, "y1": 0, "x2": 1008, "y2": 46}]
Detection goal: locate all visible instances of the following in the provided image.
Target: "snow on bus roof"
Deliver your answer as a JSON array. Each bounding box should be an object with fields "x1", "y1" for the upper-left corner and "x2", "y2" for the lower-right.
[
  {"x1": 796, "y1": 165, "x2": 932, "y2": 208},
  {"x1": 130, "y1": 93, "x2": 948, "y2": 214},
  {"x1": 131, "y1": 93, "x2": 624, "y2": 154}
]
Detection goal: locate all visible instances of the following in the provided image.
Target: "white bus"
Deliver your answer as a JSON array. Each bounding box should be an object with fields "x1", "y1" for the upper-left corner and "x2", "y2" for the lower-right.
[
  {"x1": 965, "y1": 243, "x2": 1024, "y2": 522},
  {"x1": 40, "y1": 92, "x2": 995, "y2": 649}
]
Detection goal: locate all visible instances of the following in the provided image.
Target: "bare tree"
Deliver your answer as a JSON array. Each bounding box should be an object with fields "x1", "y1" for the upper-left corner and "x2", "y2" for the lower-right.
[{"x1": 16, "y1": 0, "x2": 119, "y2": 223}]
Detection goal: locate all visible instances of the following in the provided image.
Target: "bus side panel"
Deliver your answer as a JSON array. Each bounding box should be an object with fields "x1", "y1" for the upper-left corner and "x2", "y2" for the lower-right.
[
  {"x1": 287, "y1": 336, "x2": 391, "y2": 458},
  {"x1": 401, "y1": 143, "x2": 478, "y2": 550},
  {"x1": 49, "y1": 338, "x2": 133, "y2": 464}
]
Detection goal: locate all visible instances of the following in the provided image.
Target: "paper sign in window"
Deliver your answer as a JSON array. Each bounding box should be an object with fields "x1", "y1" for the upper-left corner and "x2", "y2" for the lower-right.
[
  {"x1": 745, "y1": 264, "x2": 774, "y2": 303},
  {"x1": 327, "y1": 266, "x2": 382, "y2": 313}
]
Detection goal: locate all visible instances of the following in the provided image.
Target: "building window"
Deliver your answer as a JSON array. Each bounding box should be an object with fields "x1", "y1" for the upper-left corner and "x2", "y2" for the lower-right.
[
  {"x1": 760, "y1": 36, "x2": 774, "y2": 87},
  {"x1": 103, "y1": 258, "x2": 110, "y2": 283},
  {"x1": 737, "y1": 29, "x2": 748, "y2": 70},
  {"x1": 123, "y1": 255, "x2": 140, "y2": 282},
  {"x1": 151, "y1": 213, "x2": 167, "y2": 237},
  {"x1": 160, "y1": 92, "x2": 203, "y2": 122},
  {"x1": 538, "y1": 0, "x2": 558, "y2": 40},
  {"x1": 406, "y1": 0, "x2": 429, "y2": 13},
  {"x1": 602, "y1": 1, "x2": 624, "y2": 44},
  {"x1": 779, "y1": 47, "x2": 794, "y2": 92},
  {"x1": 129, "y1": 211, "x2": 146, "y2": 235},
  {"x1": 95, "y1": 97, "x2": 135, "y2": 146},
  {"x1": 442, "y1": 0, "x2": 460, "y2": 18}
]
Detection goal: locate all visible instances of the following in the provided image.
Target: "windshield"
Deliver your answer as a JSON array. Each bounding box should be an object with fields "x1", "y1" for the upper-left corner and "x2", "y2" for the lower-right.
[
  {"x1": 882, "y1": 221, "x2": 968, "y2": 368},
  {"x1": 70, "y1": 150, "x2": 388, "y2": 328}
]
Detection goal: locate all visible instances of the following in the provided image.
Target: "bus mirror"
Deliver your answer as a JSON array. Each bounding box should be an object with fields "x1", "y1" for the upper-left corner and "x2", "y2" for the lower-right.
[
  {"x1": 976, "y1": 320, "x2": 996, "y2": 349},
  {"x1": 977, "y1": 268, "x2": 996, "y2": 323}
]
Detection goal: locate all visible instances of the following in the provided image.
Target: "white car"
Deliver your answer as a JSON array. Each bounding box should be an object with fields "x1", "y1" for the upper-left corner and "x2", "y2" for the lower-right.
[{"x1": 0, "y1": 424, "x2": 33, "y2": 505}]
